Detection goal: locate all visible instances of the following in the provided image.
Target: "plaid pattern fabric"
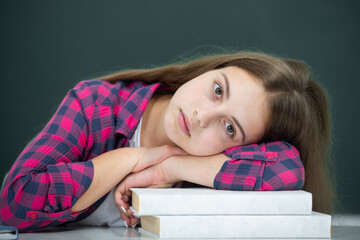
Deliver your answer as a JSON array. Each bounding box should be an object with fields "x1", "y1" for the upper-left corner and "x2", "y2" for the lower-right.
[
  {"x1": 214, "y1": 141, "x2": 304, "y2": 191},
  {"x1": 0, "y1": 80, "x2": 160, "y2": 231},
  {"x1": 0, "y1": 80, "x2": 304, "y2": 232}
]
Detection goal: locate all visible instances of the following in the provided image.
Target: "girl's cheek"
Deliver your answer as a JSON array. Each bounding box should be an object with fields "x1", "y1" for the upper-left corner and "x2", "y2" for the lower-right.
[{"x1": 204, "y1": 133, "x2": 223, "y2": 150}]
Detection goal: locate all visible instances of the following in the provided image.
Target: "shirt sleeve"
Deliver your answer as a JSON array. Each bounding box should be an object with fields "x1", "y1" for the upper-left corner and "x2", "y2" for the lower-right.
[
  {"x1": 0, "y1": 81, "x2": 94, "y2": 232},
  {"x1": 213, "y1": 141, "x2": 305, "y2": 191}
]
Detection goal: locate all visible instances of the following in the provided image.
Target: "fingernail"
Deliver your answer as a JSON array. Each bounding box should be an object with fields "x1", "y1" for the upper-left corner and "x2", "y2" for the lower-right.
[
  {"x1": 120, "y1": 206, "x2": 127, "y2": 213},
  {"x1": 123, "y1": 220, "x2": 128, "y2": 228},
  {"x1": 131, "y1": 223, "x2": 138, "y2": 229}
]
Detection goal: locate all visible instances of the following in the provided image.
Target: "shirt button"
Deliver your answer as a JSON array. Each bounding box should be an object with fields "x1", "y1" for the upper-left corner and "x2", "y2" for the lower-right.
[
  {"x1": 31, "y1": 213, "x2": 37, "y2": 220},
  {"x1": 266, "y1": 153, "x2": 274, "y2": 159}
]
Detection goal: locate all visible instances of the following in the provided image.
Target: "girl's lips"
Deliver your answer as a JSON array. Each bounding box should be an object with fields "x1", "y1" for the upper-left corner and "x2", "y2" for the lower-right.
[
  {"x1": 178, "y1": 110, "x2": 191, "y2": 136},
  {"x1": 183, "y1": 111, "x2": 192, "y2": 134}
]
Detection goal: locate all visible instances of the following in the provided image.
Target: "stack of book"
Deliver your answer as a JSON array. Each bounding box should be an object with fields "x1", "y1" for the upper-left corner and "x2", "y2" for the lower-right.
[{"x1": 130, "y1": 188, "x2": 331, "y2": 239}]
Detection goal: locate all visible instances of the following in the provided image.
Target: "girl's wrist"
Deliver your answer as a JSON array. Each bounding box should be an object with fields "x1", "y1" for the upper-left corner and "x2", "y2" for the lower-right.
[
  {"x1": 161, "y1": 156, "x2": 183, "y2": 183},
  {"x1": 161, "y1": 154, "x2": 230, "y2": 188},
  {"x1": 112, "y1": 148, "x2": 138, "y2": 173}
]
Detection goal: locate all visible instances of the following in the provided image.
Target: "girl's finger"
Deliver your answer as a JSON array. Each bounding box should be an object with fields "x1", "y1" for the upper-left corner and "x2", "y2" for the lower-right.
[
  {"x1": 123, "y1": 194, "x2": 129, "y2": 202},
  {"x1": 130, "y1": 216, "x2": 140, "y2": 228},
  {"x1": 167, "y1": 146, "x2": 188, "y2": 156},
  {"x1": 157, "y1": 145, "x2": 188, "y2": 160},
  {"x1": 120, "y1": 203, "x2": 135, "y2": 218},
  {"x1": 135, "y1": 145, "x2": 188, "y2": 173},
  {"x1": 120, "y1": 210, "x2": 130, "y2": 228},
  {"x1": 125, "y1": 189, "x2": 132, "y2": 197},
  {"x1": 117, "y1": 198, "x2": 135, "y2": 218},
  {"x1": 114, "y1": 190, "x2": 135, "y2": 218},
  {"x1": 114, "y1": 190, "x2": 129, "y2": 210}
]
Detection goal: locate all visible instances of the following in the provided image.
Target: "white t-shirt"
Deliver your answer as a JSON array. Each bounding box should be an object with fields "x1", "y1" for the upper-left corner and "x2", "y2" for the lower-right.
[{"x1": 75, "y1": 117, "x2": 143, "y2": 227}]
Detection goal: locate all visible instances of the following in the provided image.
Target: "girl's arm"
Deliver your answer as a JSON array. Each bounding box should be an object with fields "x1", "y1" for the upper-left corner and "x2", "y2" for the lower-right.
[
  {"x1": 116, "y1": 141, "x2": 304, "y2": 195},
  {"x1": 114, "y1": 154, "x2": 228, "y2": 227},
  {"x1": 72, "y1": 145, "x2": 185, "y2": 213},
  {"x1": 71, "y1": 149, "x2": 135, "y2": 213},
  {"x1": 163, "y1": 154, "x2": 230, "y2": 188},
  {"x1": 114, "y1": 153, "x2": 229, "y2": 210},
  {"x1": 115, "y1": 141, "x2": 305, "y2": 226},
  {"x1": 164, "y1": 141, "x2": 304, "y2": 191}
]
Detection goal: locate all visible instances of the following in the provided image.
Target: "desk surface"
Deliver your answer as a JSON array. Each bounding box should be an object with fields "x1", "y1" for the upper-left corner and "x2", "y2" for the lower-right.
[{"x1": 18, "y1": 226, "x2": 360, "y2": 240}]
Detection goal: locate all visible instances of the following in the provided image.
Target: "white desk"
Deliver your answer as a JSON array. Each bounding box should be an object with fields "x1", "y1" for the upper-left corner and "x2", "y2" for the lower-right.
[{"x1": 17, "y1": 225, "x2": 360, "y2": 240}]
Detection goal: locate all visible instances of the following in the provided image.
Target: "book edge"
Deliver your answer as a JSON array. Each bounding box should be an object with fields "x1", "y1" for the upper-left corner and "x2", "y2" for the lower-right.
[{"x1": 138, "y1": 227, "x2": 159, "y2": 238}]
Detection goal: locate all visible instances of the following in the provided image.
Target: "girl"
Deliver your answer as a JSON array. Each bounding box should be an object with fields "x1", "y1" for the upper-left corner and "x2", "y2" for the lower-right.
[{"x1": 0, "y1": 51, "x2": 334, "y2": 231}]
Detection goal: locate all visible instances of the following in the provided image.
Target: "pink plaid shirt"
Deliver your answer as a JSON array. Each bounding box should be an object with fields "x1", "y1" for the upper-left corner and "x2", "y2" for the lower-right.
[{"x1": 0, "y1": 80, "x2": 304, "y2": 232}]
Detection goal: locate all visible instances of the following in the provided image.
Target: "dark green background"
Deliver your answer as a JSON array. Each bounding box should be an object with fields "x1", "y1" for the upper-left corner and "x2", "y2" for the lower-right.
[{"x1": 1, "y1": 1, "x2": 359, "y2": 214}]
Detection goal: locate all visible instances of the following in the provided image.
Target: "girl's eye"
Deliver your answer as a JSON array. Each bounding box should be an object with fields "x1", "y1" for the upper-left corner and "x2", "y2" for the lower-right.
[
  {"x1": 225, "y1": 122, "x2": 235, "y2": 137},
  {"x1": 213, "y1": 82, "x2": 223, "y2": 99}
]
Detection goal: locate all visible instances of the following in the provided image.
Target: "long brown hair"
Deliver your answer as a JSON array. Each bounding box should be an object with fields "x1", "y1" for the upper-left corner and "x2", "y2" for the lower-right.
[{"x1": 97, "y1": 51, "x2": 335, "y2": 214}]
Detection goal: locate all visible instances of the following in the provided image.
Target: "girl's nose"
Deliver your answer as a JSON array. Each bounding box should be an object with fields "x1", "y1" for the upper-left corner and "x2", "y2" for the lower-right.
[{"x1": 193, "y1": 109, "x2": 218, "y2": 128}]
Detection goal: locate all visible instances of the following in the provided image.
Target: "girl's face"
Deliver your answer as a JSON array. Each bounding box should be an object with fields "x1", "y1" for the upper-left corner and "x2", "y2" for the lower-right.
[{"x1": 163, "y1": 66, "x2": 268, "y2": 156}]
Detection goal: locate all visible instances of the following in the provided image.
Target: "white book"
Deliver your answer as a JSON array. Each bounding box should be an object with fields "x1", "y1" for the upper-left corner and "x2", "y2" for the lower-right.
[
  {"x1": 130, "y1": 188, "x2": 312, "y2": 216},
  {"x1": 139, "y1": 211, "x2": 332, "y2": 239}
]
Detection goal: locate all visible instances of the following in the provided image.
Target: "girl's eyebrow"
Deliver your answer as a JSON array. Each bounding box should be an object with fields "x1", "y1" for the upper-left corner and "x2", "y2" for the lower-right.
[
  {"x1": 231, "y1": 116, "x2": 246, "y2": 142},
  {"x1": 221, "y1": 72, "x2": 230, "y2": 100},
  {"x1": 221, "y1": 72, "x2": 246, "y2": 142}
]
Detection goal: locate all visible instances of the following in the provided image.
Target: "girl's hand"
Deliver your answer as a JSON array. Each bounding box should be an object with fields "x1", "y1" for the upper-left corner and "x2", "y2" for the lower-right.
[
  {"x1": 114, "y1": 157, "x2": 179, "y2": 227},
  {"x1": 131, "y1": 145, "x2": 186, "y2": 173}
]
